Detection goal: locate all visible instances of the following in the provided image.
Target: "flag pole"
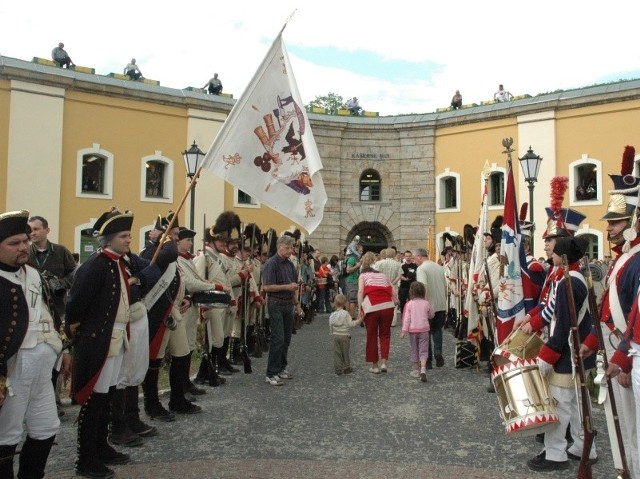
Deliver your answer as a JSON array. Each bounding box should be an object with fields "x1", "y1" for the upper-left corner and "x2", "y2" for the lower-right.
[{"x1": 150, "y1": 165, "x2": 203, "y2": 264}]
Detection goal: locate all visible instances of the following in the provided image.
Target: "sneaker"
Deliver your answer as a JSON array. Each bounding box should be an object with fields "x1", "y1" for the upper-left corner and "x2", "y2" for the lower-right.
[
  {"x1": 380, "y1": 365, "x2": 387, "y2": 373},
  {"x1": 435, "y1": 354, "x2": 445, "y2": 367},
  {"x1": 420, "y1": 371, "x2": 427, "y2": 382},
  {"x1": 527, "y1": 451, "x2": 569, "y2": 471},
  {"x1": 343, "y1": 367, "x2": 353, "y2": 374},
  {"x1": 265, "y1": 376, "x2": 284, "y2": 386},
  {"x1": 278, "y1": 369, "x2": 293, "y2": 380},
  {"x1": 409, "y1": 370, "x2": 420, "y2": 378}
]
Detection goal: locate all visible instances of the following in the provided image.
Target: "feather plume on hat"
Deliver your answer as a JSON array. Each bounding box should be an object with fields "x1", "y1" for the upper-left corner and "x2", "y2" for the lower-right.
[{"x1": 550, "y1": 176, "x2": 569, "y2": 219}]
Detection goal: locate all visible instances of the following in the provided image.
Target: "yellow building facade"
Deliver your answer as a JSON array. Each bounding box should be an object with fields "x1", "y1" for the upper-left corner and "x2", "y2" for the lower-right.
[{"x1": 1, "y1": 54, "x2": 640, "y2": 260}]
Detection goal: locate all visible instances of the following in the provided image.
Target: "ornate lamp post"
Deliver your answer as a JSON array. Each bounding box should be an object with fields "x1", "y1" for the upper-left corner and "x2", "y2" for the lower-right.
[
  {"x1": 182, "y1": 141, "x2": 205, "y2": 234},
  {"x1": 518, "y1": 146, "x2": 543, "y2": 251}
]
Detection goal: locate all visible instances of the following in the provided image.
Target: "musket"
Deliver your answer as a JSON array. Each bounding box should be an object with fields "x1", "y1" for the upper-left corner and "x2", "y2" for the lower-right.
[
  {"x1": 201, "y1": 215, "x2": 224, "y2": 387},
  {"x1": 483, "y1": 259, "x2": 497, "y2": 346},
  {"x1": 239, "y1": 224, "x2": 252, "y2": 374},
  {"x1": 583, "y1": 256, "x2": 629, "y2": 479},
  {"x1": 562, "y1": 254, "x2": 596, "y2": 479}
]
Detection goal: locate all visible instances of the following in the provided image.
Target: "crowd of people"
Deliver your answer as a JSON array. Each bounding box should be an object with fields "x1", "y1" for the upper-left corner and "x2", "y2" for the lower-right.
[{"x1": 2, "y1": 144, "x2": 640, "y2": 477}]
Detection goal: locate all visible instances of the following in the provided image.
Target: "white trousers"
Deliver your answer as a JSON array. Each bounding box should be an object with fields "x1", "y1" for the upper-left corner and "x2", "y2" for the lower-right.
[
  {"x1": 545, "y1": 383, "x2": 597, "y2": 462},
  {"x1": 0, "y1": 343, "x2": 59, "y2": 445},
  {"x1": 607, "y1": 328, "x2": 639, "y2": 479}
]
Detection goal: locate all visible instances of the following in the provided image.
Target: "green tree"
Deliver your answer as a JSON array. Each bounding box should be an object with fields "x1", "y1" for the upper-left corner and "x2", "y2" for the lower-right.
[{"x1": 305, "y1": 92, "x2": 347, "y2": 115}]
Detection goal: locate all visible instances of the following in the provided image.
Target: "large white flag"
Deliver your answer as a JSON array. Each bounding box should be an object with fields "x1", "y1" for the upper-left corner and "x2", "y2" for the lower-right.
[
  {"x1": 465, "y1": 179, "x2": 489, "y2": 343},
  {"x1": 200, "y1": 31, "x2": 327, "y2": 234}
]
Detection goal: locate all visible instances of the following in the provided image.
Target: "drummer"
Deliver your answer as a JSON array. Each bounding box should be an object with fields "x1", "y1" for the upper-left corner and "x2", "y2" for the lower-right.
[
  {"x1": 176, "y1": 226, "x2": 230, "y2": 393},
  {"x1": 526, "y1": 236, "x2": 597, "y2": 471},
  {"x1": 519, "y1": 177, "x2": 586, "y2": 332}
]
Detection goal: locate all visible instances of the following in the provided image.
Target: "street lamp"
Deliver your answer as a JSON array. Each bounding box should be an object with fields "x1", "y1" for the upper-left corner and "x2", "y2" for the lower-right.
[
  {"x1": 518, "y1": 146, "x2": 543, "y2": 251},
  {"x1": 182, "y1": 141, "x2": 205, "y2": 233}
]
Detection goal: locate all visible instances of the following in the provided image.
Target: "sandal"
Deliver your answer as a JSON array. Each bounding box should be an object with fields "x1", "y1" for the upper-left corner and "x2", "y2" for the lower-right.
[{"x1": 369, "y1": 367, "x2": 380, "y2": 374}]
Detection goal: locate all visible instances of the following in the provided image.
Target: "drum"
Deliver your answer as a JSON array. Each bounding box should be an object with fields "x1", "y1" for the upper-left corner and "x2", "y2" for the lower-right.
[
  {"x1": 492, "y1": 358, "x2": 559, "y2": 437},
  {"x1": 455, "y1": 340, "x2": 478, "y2": 369},
  {"x1": 191, "y1": 291, "x2": 231, "y2": 309},
  {"x1": 493, "y1": 328, "x2": 544, "y2": 367}
]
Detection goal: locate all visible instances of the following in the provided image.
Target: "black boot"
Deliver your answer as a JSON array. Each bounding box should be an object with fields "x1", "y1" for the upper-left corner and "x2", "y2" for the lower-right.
[
  {"x1": 228, "y1": 337, "x2": 241, "y2": 365},
  {"x1": 98, "y1": 388, "x2": 131, "y2": 467},
  {"x1": 185, "y1": 351, "x2": 206, "y2": 395},
  {"x1": 108, "y1": 387, "x2": 143, "y2": 447},
  {"x1": 0, "y1": 444, "x2": 17, "y2": 479},
  {"x1": 18, "y1": 434, "x2": 56, "y2": 479},
  {"x1": 246, "y1": 326, "x2": 256, "y2": 356},
  {"x1": 218, "y1": 338, "x2": 239, "y2": 373},
  {"x1": 194, "y1": 348, "x2": 210, "y2": 384},
  {"x1": 168, "y1": 354, "x2": 202, "y2": 415},
  {"x1": 76, "y1": 393, "x2": 115, "y2": 479},
  {"x1": 124, "y1": 386, "x2": 157, "y2": 437},
  {"x1": 142, "y1": 360, "x2": 175, "y2": 422},
  {"x1": 207, "y1": 346, "x2": 226, "y2": 386}
]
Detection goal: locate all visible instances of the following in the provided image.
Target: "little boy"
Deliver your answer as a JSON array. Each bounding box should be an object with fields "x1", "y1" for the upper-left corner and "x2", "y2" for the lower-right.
[{"x1": 329, "y1": 294, "x2": 362, "y2": 375}]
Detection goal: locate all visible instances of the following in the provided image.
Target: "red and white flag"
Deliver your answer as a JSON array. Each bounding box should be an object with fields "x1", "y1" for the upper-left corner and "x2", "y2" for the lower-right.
[
  {"x1": 200, "y1": 31, "x2": 327, "y2": 234},
  {"x1": 496, "y1": 159, "x2": 525, "y2": 343}
]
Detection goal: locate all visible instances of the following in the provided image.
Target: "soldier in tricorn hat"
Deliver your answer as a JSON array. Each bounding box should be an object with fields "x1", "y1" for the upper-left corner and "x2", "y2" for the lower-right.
[
  {"x1": 66, "y1": 208, "x2": 140, "y2": 477},
  {"x1": 0, "y1": 210, "x2": 62, "y2": 479}
]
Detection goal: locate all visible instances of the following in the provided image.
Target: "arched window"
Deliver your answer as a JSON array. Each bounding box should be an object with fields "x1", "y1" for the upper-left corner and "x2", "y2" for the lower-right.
[
  {"x1": 436, "y1": 169, "x2": 460, "y2": 212},
  {"x1": 140, "y1": 154, "x2": 174, "y2": 203},
  {"x1": 569, "y1": 155, "x2": 602, "y2": 206},
  {"x1": 76, "y1": 144, "x2": 114, "y2": 199},
  {"x1": 360, "y1": 169, "x2": 381, "y2": 201}
]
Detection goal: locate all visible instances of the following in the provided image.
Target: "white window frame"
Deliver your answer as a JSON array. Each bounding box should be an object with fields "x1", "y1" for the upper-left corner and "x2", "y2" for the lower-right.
[
  {"x1": 569, "y1": 154, "x2": 602, "y2": 207},
  {"x1": 436, "y1": 169, "x2": 461, "y2": 213},
  {"x1": 140, "y1": 152, "x2": 174, "y2": 204},
  {"x1": 139, "y1": 225, "x2": 153, "y2": 252},
  {"x1": 233, "y1": 187, "x2": 260, "y2": 208},
  {"x1": 575, "y1": 224, "x2": 604, "y2": 260},
  {"x1": 76, "y1": 144, "x2": 114, "y2": 199},
  {"x1": 481, "y1": 164, "x2": 506, "y2": 211}
]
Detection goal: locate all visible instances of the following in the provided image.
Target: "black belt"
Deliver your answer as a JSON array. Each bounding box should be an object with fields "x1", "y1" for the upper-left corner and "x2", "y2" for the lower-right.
[{"x1": 268, "y1": 296, "x2": 294, "y2": 303}]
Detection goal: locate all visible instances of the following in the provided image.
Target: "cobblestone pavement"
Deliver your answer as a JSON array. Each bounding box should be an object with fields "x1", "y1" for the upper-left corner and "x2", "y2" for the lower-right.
[{"x1": 42, "y1": 314, "x2": 615, "y2": 479}]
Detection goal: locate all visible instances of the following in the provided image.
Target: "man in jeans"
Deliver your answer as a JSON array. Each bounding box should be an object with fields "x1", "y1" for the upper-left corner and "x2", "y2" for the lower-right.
[{"x1": 262, "y1": 235, "x2": 303, "y2": 386}]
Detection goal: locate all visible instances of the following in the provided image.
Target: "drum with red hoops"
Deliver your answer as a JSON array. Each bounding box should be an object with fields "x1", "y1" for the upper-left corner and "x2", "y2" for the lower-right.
[{"x1": 491, "y1": 358, "x2": 559, "y2": 436}]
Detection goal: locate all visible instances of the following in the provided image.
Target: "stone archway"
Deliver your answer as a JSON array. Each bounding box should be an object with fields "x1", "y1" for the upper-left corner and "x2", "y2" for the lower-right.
[{"x1": 347, "y1": 221, "x2": 393, "y2": 254}]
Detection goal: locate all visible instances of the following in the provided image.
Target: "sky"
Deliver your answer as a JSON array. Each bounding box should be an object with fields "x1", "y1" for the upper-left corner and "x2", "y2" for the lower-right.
[{"x1": 2, "y1": 1, "x2": 640, "y2": 116}]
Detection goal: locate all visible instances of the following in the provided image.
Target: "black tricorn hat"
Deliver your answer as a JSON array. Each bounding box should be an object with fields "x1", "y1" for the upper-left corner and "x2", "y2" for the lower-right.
[
  {"x1": 211, "y1": 211, "x2": 242, "y2": 242},
  {"x1": 177, "y1": 226, "x2": 196, "y2": 240},
  {"x1": 0, "y1": 210, "x2": 30, "y2": 242},
  {"x1": 154, "y1": 211, "x2": 178, "y2": 231},
  {"x1": 87, "y1": 207, "x2": 134, "y2": 237}
]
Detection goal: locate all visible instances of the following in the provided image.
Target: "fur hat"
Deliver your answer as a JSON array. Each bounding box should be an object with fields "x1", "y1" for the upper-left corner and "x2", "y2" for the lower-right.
[
  {"x1": 243, "y1": 223, "x2": 262, "y2": 249},
  {"x1": 553, "y1": 236, "x2": 588, "y2": 264},
  {"x1": 210, "y1": 211, "x2": 241, "y2": 242}
]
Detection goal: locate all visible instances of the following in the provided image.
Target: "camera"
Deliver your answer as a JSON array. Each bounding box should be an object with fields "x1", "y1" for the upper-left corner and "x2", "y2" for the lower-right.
[{"x1": 43, "y1": 272, "x2": 66, "y2": 297}]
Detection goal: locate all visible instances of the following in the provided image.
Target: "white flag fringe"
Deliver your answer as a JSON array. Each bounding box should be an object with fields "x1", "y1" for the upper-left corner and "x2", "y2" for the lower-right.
[
  {"x1": 200, "y1": 31, "x2": 327, "y2": 234},
  {"x1": 465, "y1": 182, "x2": 489, "y2": 344}
]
